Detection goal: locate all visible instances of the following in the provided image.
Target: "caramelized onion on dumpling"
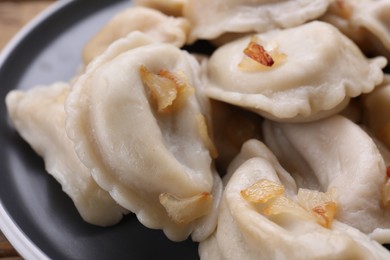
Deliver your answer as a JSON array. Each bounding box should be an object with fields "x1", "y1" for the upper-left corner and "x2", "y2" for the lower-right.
[
  {"x1": 204, "y1": 21, "x2": 386, "y2": 122},
  {"x1": 5, "y1": 83, "x2": 128, "y2": 226},
  {"x1": 66, "y1": 32, "x2": 222, "y2": 241},
  {"x1": 199, "y1": 139, "x2": 390, "y2": 259},
  {"x1": 263, "y1": 115, "x2": 390, "y2": 242}
]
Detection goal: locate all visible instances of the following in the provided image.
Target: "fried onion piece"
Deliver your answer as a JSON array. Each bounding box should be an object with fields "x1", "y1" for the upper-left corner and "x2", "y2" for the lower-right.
[
  {"x1": 262, "y1": 195, "x2": 311, "y2": 220},
  {"x1": 159, "y1": 192, "x2": 213, "y2": 224},
  {"x1": 238, "y1": 37, "x2": 286, "y2": 72},
  {"x1": 241, "y1": 179, "x2": 285, "y2": 203},
  {"x1": 244, "y1": 40, "x2": 274, "y2": 67},
  {"x1": 196, "y1": 114, "x2": 219, "y2": 159},
  {"x1": 297, "y1": 188, "x2": 338, "y2": 228},
  {"x1": 140, "y1": 65, "x2": 194, "y2": 113},
  {"x1": 242, "y1": 178, "x2": 338, "y2": 228}
]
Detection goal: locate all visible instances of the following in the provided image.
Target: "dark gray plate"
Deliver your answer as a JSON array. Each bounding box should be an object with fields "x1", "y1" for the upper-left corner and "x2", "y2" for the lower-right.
[{"x1": 0, "y1": 0, "x2": 198, "y2": 259}]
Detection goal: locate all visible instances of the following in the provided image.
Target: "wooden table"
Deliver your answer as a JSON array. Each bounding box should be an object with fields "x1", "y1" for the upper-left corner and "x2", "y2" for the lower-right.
[{"x1": 0, "y1": 1, "x2": 54, "y2": 258}]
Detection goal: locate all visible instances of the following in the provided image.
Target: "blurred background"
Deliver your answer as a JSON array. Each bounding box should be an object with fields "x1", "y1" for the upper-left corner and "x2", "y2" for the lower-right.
[
  {"x1": 0, "y1": 0, "x2": 54, "y2": 49},
  {"x1": 0, "y1": 1, "x2": 54, "y2": 258}
]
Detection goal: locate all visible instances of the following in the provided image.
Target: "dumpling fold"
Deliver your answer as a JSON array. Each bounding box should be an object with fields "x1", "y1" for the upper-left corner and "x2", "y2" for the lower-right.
[
  {"x1": 204, "y1": 21, "x2": 386, "y2": 122},
  {"x1": 263, "y1": 115, "x2": 390, "y2": 242},
  {"x1": 5, "y1": 82, "x2": 128, "y2": 227},
  {"x1": 199, "y1": 139, "x2": 390, "y2": 259},
  {"x1": 183, "y1": 0, "x2": 332, "y2": 43},
  {"x1": 83, "y1": 6, "x2": 190, "y2": 64},
  {"x1": 66, "y1": 32, "x2": 222, "y2": 242}
]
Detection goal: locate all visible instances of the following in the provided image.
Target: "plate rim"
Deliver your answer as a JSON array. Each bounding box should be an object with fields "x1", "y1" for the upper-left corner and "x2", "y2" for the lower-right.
[{"x1": 0, "y1": 1, "x2": 75, "y2": 259}]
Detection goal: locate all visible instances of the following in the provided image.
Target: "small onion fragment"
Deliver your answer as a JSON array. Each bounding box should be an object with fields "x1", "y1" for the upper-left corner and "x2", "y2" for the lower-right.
[
  {"x1": 139, "y1": 65, "x2": 194, "y2": 113},
  {"x1": 244, "y1": 39, "x2": 274, "y2": 67},
  {"x1": 297, "y1": 188, "x2": 338, "y2": 228},
  {"x1": 159, "y1": 192, "x2": 213, "y2": 224},
  {"x1": 238, "y1": 37, "x2": 286, "y2": 72},
  {"x1": 196, "y1": 114, "x2": 219, "y2": 159},
  {"x1": 262, "y1": 195, "x2": 311, "y2": 220},
  {"x1": 241, "y1": 178, "x2": 338, "y2": 228},
  {"x1": 241, "y1": 179, "x2": 285, "y2": 203}
]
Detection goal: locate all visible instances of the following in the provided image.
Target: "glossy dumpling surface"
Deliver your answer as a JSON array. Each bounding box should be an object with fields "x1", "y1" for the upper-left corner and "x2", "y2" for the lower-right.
[
  {"x1": 199, "y1": 139, "x2": 390, "y2": 259},
  {"x1": 204, "y1": 21, "x2": 386, "y2": 122},
  {"x1": 66, "y1": 32, "x2": 222, "y2": 242},
  {"x1": 263, "y1": 115, "x2": 390, "y2": 242},
  {"x1": 5, "y1": 82, "x2": 127, "y2": 226},
  {"x1": 83, "y1": 6, "x2": 189, "y2": 64},
  {"x1": 183, "y1": 0, "x2": 332, "y2": 42}
]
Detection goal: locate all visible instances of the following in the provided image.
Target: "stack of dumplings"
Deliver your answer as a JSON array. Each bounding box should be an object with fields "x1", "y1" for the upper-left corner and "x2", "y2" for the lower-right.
[{"x1": 5, "y1": 0, "x2": 390, "y2": 259}]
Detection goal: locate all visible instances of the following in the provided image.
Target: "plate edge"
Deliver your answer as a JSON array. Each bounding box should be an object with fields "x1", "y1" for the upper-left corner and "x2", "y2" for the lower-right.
[
  {"x1": 0, "y1": 0, "x2": 75, "y2": 259},
  {"x1": 0, "y1": 0, "x2": 75, "y2": 70},
  {"x1": 0, "y1": 202, "x2": 49, "y2": 260}
]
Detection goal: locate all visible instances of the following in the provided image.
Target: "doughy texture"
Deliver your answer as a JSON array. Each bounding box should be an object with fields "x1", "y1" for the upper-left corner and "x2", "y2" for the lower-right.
[
  {"x1": 204, "y1": 21, "x2": 386, "y2": 122},
  {"x1": 363, "y1": 75, "x2": 390, "y2": 149},
  {"x1": 133, "y1": 0, "x2": 186, "y2": 16},
  {"x1": 5, "y1": 82, "x2": 127, "y2": 226},
  {"x1": 199, "y1": 139, "x2": 390, "y2": 260},
  {"x1": 321, "y1": 0, "x2": 390, "y2": 59},
  {"x1": 183, "y1": 0, "x2": 332, "y2": 42},
  {"x1": 263, "y1": 115, "x2": 390, "y2": 242},
  {"x1": 66, "y1": 32, "x2": 222, "y2": 241},
  {"x1": 83, "y1": 6, "x2": 189, "y2": 64}
]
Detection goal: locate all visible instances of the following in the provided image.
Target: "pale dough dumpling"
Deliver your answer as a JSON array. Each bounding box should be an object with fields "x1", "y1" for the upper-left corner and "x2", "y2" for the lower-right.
[
  {"x1": 204, "y1": 21, "x2": 386, "y2": 122},
  {"x1": 83, "y1": 6, "x2": 189, "y2": 64},
  {"x1": 263, "y1": 115, "x2": 390, "y2": 242},
  {"x1": 5, "y1": 82, "x2": 127, "y2": 227},
  {"x1": 66, "y1": 32, "x2": 222, "y2": 242},
  {"x1": 183, "y1": 0, "x2": 332, "y2": 43},
  {"x1": 199, "y1": 139, "x2": 390, "y2": 259},
  {"x1": 321, "y1": 0, "x2": 390, "y2": 59}
]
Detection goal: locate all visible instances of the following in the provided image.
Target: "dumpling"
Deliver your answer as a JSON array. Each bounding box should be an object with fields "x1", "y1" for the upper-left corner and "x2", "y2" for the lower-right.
[
  {"x1": 362, "y1": 75, "x2": 390, "y2": 149},
  {"x1": 204, "y1": 21, "x2": 386, "y2": 122},
  {"x1": 262, "y1": 115, "x2": 390, "y2": 242},
  {"x1": 183, "y1": 0, "x2": 332, "y2": 43},
  {"x1": 321, "y1": 0, "x2": 390, "y2": 59},
  {"x1": 82, "y1": 6, "x2": 189, "y2": 64},
  {"x1": 5, "y1": 82, "x2": 128, "y2": 227},
  {"x1": 66, "y1": 32, "x2": 222, "y2": 241},
  {"x1": 199, "y1": 139, "x2": 390, "y2": 259},
  {"x1": 133, "y1": 0, "x2": 186, "y2": 16}
]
